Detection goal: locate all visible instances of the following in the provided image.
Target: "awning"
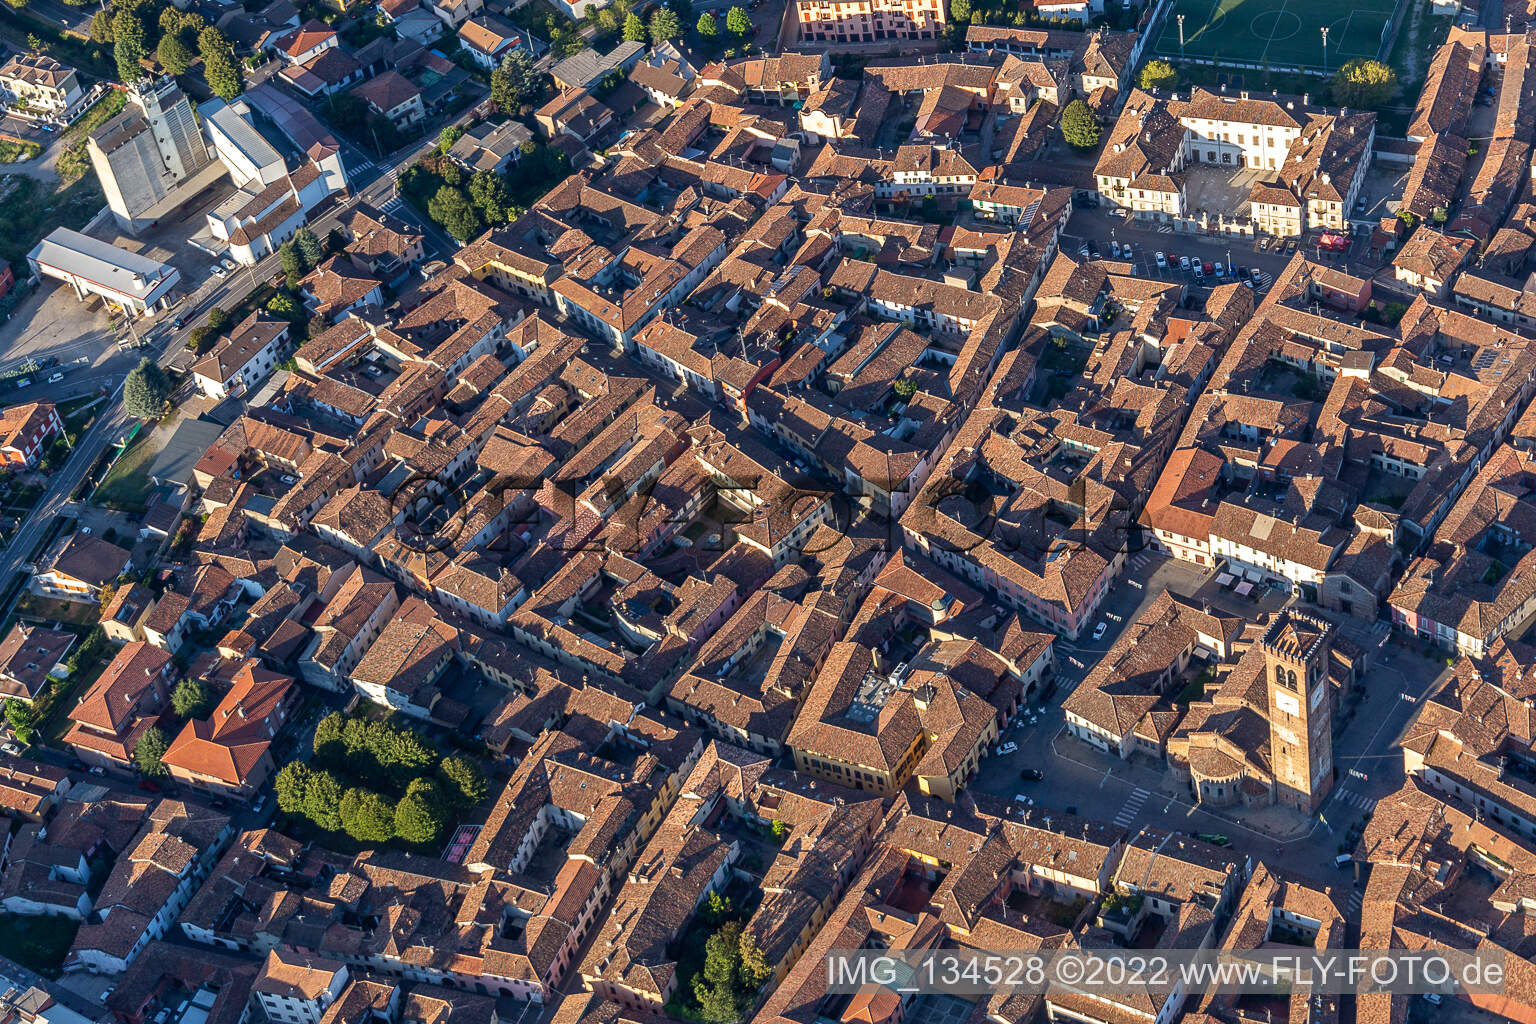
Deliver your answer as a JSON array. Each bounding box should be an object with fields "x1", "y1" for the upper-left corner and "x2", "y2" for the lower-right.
[
  {"x1": 1215, "y1": 572, "x2": 1234, "y2": 587},
  {"x1": 1235, "y1": 581, "x2": 1254, "y2": 597}
]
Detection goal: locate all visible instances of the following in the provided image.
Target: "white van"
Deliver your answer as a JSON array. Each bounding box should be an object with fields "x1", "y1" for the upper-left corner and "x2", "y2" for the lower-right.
[{"x1": 1334, "y1": 854, "x2": 1352, "y2": 868}]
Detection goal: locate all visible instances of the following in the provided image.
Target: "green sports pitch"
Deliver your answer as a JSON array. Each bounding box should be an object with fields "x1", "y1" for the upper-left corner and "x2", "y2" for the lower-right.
[{"x1": 1151, "y1": 0, "x2": 1401, "y2": 73}]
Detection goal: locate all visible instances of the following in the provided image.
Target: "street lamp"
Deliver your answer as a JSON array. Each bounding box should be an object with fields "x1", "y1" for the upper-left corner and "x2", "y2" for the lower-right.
[
  {"x1": 1320, "y1": 26, "x2": 1329, "y2": 75},
  {"x1": 1177, "y1": 13, "x2": 1185, "y2": 58}
]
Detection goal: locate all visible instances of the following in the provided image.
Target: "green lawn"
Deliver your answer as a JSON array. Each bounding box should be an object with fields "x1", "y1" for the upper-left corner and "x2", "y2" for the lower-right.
[
  {"x1": 93, "y1": 432, "x2": 160, "y2": 512},
  {"x1": 0, "y1": 913, "x2": 79, "y2": 978}
]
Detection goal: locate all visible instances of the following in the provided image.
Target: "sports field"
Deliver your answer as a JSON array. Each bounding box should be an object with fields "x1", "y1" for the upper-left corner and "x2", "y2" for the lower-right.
[{"x1": 1151, "y1": 0, "x2": 1401, "y2": 72}]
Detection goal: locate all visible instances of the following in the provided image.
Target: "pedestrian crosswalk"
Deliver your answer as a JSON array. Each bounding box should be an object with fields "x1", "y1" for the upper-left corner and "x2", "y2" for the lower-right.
[
  {"x1": 381, "y1": 197, "x2": 407, "y2": 217},
  {"x1": 1347, "y1": 889, "x2": 1363, "y2": 915},
  {"x1": 1334, "y1": 788, "x2": 1377, "y2": 812},
  {"x1": 1129, "y1": 551, "x2": 1154, "y2": 573},
  {"x1": 1113, "y1": 787, "x2": 1150, "y2": 828}
]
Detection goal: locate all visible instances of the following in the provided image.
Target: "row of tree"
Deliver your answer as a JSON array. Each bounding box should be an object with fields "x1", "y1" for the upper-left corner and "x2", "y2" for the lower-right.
[
  {"x1": 621, "y1": 4, "x2": 750, "y2": 44},
  {"x1": 93, "y1": 0, "x2": 241, "y2": 99}
]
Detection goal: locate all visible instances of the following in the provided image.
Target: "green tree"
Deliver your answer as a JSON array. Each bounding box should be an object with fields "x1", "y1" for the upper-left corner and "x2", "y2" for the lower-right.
[
  {"x1": 650, "y1": 6, "x2": 681, "y2": 42},
  {"x1": 693, "y1": 920, "x2": 752, "y2": 1023},
  {"x1": 294, "y1": 227, "x2": 324, "y2": 269},
  {"x1": 267, "y1": 292, "x2": 301, "y2": 320},
  {"x1": 725, "y1": 5, "x2": 750, "y2": 35},
  {"x1": 949, "y1": 0, "x2": 970, "y2": 24},
  {"x1": 428, "y1": 185, "x2": 482, "y2": 241},
  {"x1": 313, "y1": 712, "x2": 346, "y2": 762},
  {"x1": 171, "y1": 677, "x2": 211, "y2": 719},
  {"x1": 1137, "y1": 58, "x2": 1177, "y2": 91},
  {"x1": 394, "y1": 778, "x2": 447, "y2": 844},
  {"x1": 5, "y1": 699, "x2": 38, "y2": 746},
  {"x1": 134, "y1": 727, "x2": 169, "y2": 777},
  {"x1": 339, "y1": 788, "x2": 395, "y2": 842},
  {"x1": 303, "y1": 769, "x2": 345, "y2": 831},
  {"x1": 124, "y1": 357, "x2": 170, "y2": 419},
  {"x1": 490, "y1": 48, "x2": 539, "y2": 110},
  {"x1": 199, "y1": 28, "x2": 243, "y2": 100},
  {"x1": 1331, "y1": 58, "x2": 1397, "y2": 108},
  {"x1": 438, "y1": 755, "x2": 487, "y2": 808},
  {"x1": 697, "y1": 10, "x2": 718, "y2": 35},
  {"x1": 1060, "y1": 98, "x2": 1101, "y2": 150},
  {"x1": 206, "y1": 306, "x2": 229, "y2": 331},
  {"x1": 468, "y1": 169, "x2": 511, "y2": 224},
  {"x1": 623, "y1": 10, "x2": 646, "y2": 40},
  {"x1": 113, "y1": 9, "x2": 146, "y2": 83},
  {"x1": 279, "y1": 243, "x2": 304, "y2": 280},
  {"x1": 275, "y1": 761, "x2": 312, "y2": 814},
  {"x1": 157, "y1": 31, "x2": 191, "y2": 74},
  {"x1": 90, "y1": 9, "x2": 114, "y2": 42},
  {"x1": 892, "y1": 378, "x2": 918, "y2": 401},
  {"x1": 739, "y1": 931, "x2": 772, "y2": 988}
]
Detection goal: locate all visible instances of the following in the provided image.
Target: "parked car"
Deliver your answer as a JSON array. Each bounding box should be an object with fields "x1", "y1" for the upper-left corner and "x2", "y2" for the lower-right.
[
  {"x1": 1179, "y1": 256, "x2": 1191, "y2": 270},
  {"x1": 1154, "y1": 251, "x2": 1166, "y2": 267},
  {"x1": 1, "y1": 742, "x2": 20, "y2": 756},
  {"x1": 998, "y1": 741, "x2": 1018, "y2": 756},
  {"x1": 88, "y1": 765, "x2": 105, "y2": 776},
  {"x1": 137, "y1": 779, "x2": 161, "y2": 793},
  {"x1": 1258, "y1": 237, "x2": 1271, "y2": 251},
  {"x1": 47, "y1": 372, "x2": 63, "y2": 383},
  {"x1": 1092, "y1": 621, "x2": 1107, "y2": 640},
  {"x1": 1197, "y1": 832, "x2": 1232, "y2": 847},
  {"x1": 1213, "y1": 263, "x2": 1225, "y2": 278},
  {"x1": 220, "y1": 258, "x2": 238, "y2": 272},
  {"x1": 1192, "y1": 265, "x2": 1204, "y2": 280},
  {"x1": 69, "y1": 759, "x2": 86, "y2": 771},
  {"x1": 209, "y1": 263, "x2": 228, "y2": 278},
  {"x1": 1250, "y1": 267, "x2": 1262, "y2": 282},
  {"x1": 1020, "y1": 768, "x2": 1044, "y2": 781}
]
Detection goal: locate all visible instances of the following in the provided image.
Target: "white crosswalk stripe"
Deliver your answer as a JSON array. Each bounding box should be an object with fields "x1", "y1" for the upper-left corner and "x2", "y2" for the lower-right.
[
  {"x1": 1347, "y1": 890, "x2": 1363, "y2": 914},
  {"x1": 1113, "y1": 788, "x2": 1150, "y2": 828},
  {"x1": 1333, "y1": 789, "x2": 1378, "y2": 812}
]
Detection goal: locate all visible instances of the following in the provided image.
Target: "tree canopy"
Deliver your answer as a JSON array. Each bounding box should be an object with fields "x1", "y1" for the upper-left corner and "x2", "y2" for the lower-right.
[
  {"x1": 156, "y1": 31, "x2": 191, "y2": 74},
  {"x1": 1137, "y1": 58, "x2": 1177, "y2": 91},
  {"x1": 623, "y1": 11, "x2": 647, "y2": 40},
  {"x1": 198, "y1": 27, "x2": 242, "y2": 100},
  {"x1": 439, "y1": 755, "x2": 487, "y2": 808},
  {"x1": 394, "y1": 778, "x2": 448, "y2": 844},
  {"x1": 650, "y1": 6, "x2": 681, "y2": 42},
  {"x1": 1061, "y1": 99, "x2": 1101, "y2": 151},
  {"x1": 428, "y1": 185, "x2": 483, "y2": 241},
  {"x1": 135, "y1": 727, "x2": 169, "y2": 777},
  {"x1": 171, "y1": 677, "x2": 211, "y2": 719},
  {"x1": 4, "y1": 700, "x2": 37, "y2": 746},
  {"x1": 490, "y1": 48, "x2": 539, "y2": 110},
  {"x1": 725, "y1": 5, "x2": 751, "y2": 35},
  {"x1": 697, "y1": 11, "x2": 718, "y2": 35},
  {"x1": 1331, "y1": 59, "x2": 1396, "y2": 108},
  {"x1": 124, "y1": 357, "x2": 170, "y2": 419},
  {"x1": 340, "y1": 788, "x2": 395, "y2": 842},
  {"x1": 113, "y1": 9, "x2": 146, "y2": 83}
]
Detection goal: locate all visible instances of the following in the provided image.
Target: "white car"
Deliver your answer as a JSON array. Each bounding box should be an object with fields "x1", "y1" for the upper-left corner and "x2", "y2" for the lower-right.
[
  {"x1": 998, "y1": 741, "x2": 1018, "y2": 756},
  {"x1": 1093, "y1": 621, "x2": 1107, "y2": 640},
  {"x1": 1179, "y1": 256, "x2": 1191, "y2": 270},
  {"x1": 210, "y1": 263, "x2": 228, "y2": 278},
  {"x1": 220, "y1": 258, "x2": 238, "y2": 272},
  {"x1": 1155, "y1": 251, "x2": 1166, "y2": 267},
  {"x1": 0, "y1": 742, "x2": 20, "y2": 756}
]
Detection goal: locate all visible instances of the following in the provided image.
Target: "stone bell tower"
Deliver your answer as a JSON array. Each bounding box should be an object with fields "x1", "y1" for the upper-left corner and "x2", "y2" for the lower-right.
[{"x1": 1262, "y1": 610, "x2": 1335, "y2": 812}]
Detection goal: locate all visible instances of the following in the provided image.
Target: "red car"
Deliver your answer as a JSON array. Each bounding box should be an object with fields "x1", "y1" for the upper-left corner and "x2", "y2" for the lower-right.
[{"x1": 1202, "y1": 261, "x2": 1213, "y2": 275}]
